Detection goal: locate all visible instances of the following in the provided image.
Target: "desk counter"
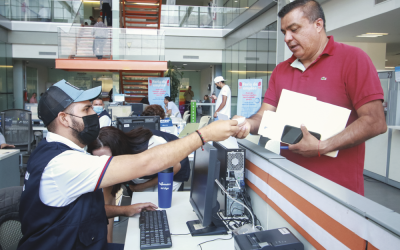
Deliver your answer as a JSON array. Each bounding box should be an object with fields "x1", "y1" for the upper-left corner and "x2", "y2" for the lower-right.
[{"x1": 124, "y1": 192, "x2": 233, "y2": 250}]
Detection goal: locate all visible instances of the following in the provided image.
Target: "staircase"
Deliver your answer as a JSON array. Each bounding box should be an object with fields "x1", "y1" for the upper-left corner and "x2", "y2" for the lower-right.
[
  {"x1": 120, "y1": 71, "x2": 164, "y2": 103},
  {"x1": 122, "y1": 0, "x2": 162, "y2": 29}
]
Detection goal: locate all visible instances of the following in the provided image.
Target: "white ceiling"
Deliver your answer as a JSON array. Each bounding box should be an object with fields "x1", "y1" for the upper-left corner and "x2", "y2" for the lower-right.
[{"x1": 327, "y1": 7, "x2": 400, "y2": 68}]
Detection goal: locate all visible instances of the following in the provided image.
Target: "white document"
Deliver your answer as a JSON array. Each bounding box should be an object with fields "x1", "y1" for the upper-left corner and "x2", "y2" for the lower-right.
[
  {"x1": 216, "y1": 112, "x2": 239, "y2": 149},
  {"x1": 258, "y1": 89, "x2": 351, "y2": 157}
]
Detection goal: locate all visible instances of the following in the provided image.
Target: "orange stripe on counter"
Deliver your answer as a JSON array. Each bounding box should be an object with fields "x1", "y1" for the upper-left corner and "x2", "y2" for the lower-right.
[
  {"x1": 246, "y1": 180, "x2": 326, "y2": 250},
  {"x1": 368, "y1": 243, "x2": 379, "y2": 250},
  {"x1": 246, "y1": 160, "x2": 366, "y2": 250}
]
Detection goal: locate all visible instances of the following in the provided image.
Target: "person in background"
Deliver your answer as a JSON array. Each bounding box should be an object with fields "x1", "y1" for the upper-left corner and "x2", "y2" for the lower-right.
[
  {"x1": 108, "y1": 88, "x2": 113, "y2": 102},
  {"x1": 184, "y1": 86, "x2": 194, "y2": 112},
  {"x1": 84, "y1": 22, "x2": 88, "y2": 26},
  {"x1": 93, "y1": 17, "x2": 107, "y2": 59},
  {"x1": 0, "y1": 129, "x2": 15, "y2": 149},
  {"x1": 142, "y1": 104, "x2": 165, "y2": 119},
  {"x1": 212, "y1": 76, "x2": 231, "y2": 119},
  {"x1": 233, "y1": 0, "x2": 387, "y2": 195},
  {"x1": 202, "y1": 95, "x2": 211, "y2": 116},
  {"x1": 92, "y1": 98, "x2": 111, "y2": 128},
  {"x1": 29, "y1": 93, "x2": 37, "y2": 103},
  {"x1": 38, "y1": 4, "x2": 50, "y2": 22},
  {"x1": 101, "y1": 0, "x2": 112, "y2": 26},
  {"x1": 164, "y1": 96, "x2": 181, "y2": 118},
  {"x1": 89, "y1": 16, "x2": 96, "y2": 25}
]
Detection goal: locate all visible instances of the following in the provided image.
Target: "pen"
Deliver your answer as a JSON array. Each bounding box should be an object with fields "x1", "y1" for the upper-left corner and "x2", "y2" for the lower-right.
[{"x1": 280, "y1": 146, "x2": 289, "y2": 150}]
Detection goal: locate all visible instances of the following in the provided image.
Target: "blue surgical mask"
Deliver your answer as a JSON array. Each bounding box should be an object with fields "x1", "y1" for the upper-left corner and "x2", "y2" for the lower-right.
[{"x1": 93, "y1": 106, "x2": 103, "y2": 115}]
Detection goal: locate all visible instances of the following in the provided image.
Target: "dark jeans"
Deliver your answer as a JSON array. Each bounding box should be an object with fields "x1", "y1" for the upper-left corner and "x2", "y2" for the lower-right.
[
  {"x1": 102, "y1": 3, "x2": 112, "y2": 26},
  {"x1": 184, "y1": 101, "x2": 191, "y2": 112}
]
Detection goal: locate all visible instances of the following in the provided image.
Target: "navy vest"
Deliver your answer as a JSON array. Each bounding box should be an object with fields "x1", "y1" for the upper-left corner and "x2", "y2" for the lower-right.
[
  {"x1": 18, "y1": 139, "x2": 108, "y2": 250},
  {"x1": 98, "y1": 110, "x2": 111, "y2": 119}
]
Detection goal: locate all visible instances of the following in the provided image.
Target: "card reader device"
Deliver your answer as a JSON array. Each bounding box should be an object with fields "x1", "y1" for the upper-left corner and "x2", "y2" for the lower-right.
[{"x1": 234, "y1": 228, "x2": 304, "y2": 250}]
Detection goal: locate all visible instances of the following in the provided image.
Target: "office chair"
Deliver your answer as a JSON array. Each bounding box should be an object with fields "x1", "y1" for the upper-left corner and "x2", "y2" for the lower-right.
[
  {"x1": 0, "y1": 186, "x2": 23, "y2": 250},
  {"x1": 183, "y1": 114, "x2": 190, "y2": 123},
  {"x1": 198, "y1": 116, "x2": 211, "y2": 129},
  {"x1": 183, "y1": 110, "x2": 189, "y2": 117},
  {"x1": 1, "y1": 109, "x2": 34, "y2": 176},
  {"x1": 174, "y1": 111, "x2": 180, "y2": 117}
]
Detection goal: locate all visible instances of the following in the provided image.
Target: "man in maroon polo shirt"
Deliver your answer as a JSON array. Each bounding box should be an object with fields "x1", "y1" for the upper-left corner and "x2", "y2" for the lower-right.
[{"x1": 234, "y1": 0, "x2": 387, "y2": 195}]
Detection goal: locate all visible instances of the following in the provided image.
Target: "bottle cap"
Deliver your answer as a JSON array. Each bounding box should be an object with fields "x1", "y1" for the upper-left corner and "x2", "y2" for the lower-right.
[{"x1": 160, "y1": 166, "x2": 173, "y2": 173}]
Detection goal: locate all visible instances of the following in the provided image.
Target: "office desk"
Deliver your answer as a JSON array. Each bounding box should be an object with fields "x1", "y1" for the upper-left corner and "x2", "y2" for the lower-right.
[
  {"x1": 124, "y1": 192, "x2": 233, "y2": 250},
  {"x1": 0, "y1": 149, "x2": 20, "y2": 188}
]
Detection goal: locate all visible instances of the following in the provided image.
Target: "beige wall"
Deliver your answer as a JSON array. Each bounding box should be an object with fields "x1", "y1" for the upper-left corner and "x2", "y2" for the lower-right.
[{"x1": 341, "y1": 42, "x2": 386, "y2": 71}]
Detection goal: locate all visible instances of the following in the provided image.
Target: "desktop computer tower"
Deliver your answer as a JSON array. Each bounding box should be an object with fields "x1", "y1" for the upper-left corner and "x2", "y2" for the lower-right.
[{"x1": 213, "y1": 142, "x2": 245, "y2": 217}]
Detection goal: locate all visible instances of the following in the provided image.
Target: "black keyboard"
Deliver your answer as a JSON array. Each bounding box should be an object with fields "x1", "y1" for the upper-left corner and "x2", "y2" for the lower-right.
[{"x1": 139, "y1": 210, "x2": 172, "y2": 249}]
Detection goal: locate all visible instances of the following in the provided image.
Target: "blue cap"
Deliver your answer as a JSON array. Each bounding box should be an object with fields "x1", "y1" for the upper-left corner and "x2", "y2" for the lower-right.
[{"x1": 38, "y1": 79, "x2": 102, "y2": 126}]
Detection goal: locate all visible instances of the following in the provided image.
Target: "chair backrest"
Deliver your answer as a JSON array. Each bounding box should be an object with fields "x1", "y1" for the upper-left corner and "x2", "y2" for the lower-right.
[
  {"x1": 0, "y1": 186, "x2": 23, "y2": 250},
  {"x1": 198, "y1": 116, "x2": 211, "y2": 129},
  {"x1": 183, "y1": 110, "x2": 189, "y2": 117},
  {"x1": 183, "y1": 114, "x2": 190, "y2": 123},
  {"x1": 1, "y1": 109, "x2": 33, "y2": 152},
  {"x1": 174, "y1": 111, "x2": 180, "y2": 117}
]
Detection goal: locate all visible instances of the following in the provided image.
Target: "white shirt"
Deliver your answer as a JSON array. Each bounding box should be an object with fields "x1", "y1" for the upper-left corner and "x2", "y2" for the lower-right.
[
  {"x1": 216, "y1": 85, "x2": 231, "y2": 118},
  {"x1": 132, "y1": 135, "x2": 181, "y2": 191},
  {"x1": 0, "y1": 132, "x2": 5, "y2": 145},
  {"x1": 38, "y1": 132, "x2": 111, "y2": 207},
  {"x1": 167, "y1": 102, "x2": 181, "y2": 118},
  {"x1": 99, "y1": 113, "x2": 112, "y2": 128}
]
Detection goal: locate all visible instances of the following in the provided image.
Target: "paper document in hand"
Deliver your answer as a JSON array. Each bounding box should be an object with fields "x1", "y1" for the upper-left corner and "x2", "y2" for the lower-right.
[
  {"x1": 216, "y1": 112, "x2": 239, "y2": 149},
  {"x1": 259, "y1": 89, "x2": 351, "y2": 157}
]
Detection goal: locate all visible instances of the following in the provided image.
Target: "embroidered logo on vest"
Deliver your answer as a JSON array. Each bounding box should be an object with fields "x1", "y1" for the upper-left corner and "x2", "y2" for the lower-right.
[{"x1": 321, "y1": 77, "x2": 327, "y2": 80}]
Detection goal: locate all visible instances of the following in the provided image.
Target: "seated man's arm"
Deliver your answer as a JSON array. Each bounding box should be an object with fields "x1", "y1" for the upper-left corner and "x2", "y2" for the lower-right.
[
  {"x1": 100, "y1": 120, "x2": 239, "y2": 189},
  {"x1": 131, "y1": 162, "x2": 181, "y2": 192},
  {"x1": 105, "y1": 203, "x2": 157, "y2": 218},
  {"x1": 234, "y1": 103, "x2": 277, "y2": 139},
  {"x1": 290, "y1": 100, "x2": 387, "y2": 157}
]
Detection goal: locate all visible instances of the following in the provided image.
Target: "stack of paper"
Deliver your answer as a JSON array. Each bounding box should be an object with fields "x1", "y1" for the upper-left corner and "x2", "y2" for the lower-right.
[{"x1": 258, "y1": 89, "x2": 351, "y2": 157}]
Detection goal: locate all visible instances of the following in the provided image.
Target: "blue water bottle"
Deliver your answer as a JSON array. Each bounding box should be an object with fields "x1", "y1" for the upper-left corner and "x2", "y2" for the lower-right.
[{"x1": 158, "y1": 167, "x2": 174, "y2": 208}]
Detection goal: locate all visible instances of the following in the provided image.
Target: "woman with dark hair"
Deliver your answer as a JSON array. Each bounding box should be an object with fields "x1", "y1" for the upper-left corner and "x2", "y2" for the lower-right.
[
  {"x1": 88, "y1": 126, "x2": 183, "y2": 192},
  {"x1": 142, "y1": 104, "x2": 166, "y2": 119},
  {"x1": 164, "y1": 96, "x2": 181, "y2": 118}
]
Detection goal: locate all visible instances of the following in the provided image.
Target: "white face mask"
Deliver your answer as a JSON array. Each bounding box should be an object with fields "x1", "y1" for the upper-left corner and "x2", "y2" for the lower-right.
[{"x1": 93, "y1": 106, "x2": 103, "y2": 114}]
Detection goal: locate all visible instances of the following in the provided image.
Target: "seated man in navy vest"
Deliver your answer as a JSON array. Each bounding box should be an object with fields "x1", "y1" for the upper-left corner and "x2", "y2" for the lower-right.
[
  {"x1": 18, "y1": 79, "x2": 240, "y2": 250},
  {"x1": 92, "y1": 97, "x2": 112, "y2": 128}
]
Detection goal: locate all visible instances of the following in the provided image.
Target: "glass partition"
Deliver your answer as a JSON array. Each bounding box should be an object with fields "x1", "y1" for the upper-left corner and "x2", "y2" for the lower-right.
[
  {"x1": 0, "y1": 0, "x2": 83, "y2": 23},
  {"x1": 0, "y1": 41, "x2": 13, "y2": 113},
  {"x1": 222, "y1": 22, "x2": 277, "y2": 116},
  {"x1": 160, "y1": 5, "x2": 247, "y2": 28},
  {"x1": 58, "y1": 26, "x2": 165, "y2": 61}
]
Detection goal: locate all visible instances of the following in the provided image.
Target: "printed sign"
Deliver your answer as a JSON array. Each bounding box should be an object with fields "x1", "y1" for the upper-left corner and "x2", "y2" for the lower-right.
[
  {"x1": 148, "y1": 77, "x2": 171, "y2": 111},
  {"x1": 237, "y1": 79, "x2": 263, "y2": 118},
  {"x1": 190, "y1": 100, "x2": 196, "y2": 123}
]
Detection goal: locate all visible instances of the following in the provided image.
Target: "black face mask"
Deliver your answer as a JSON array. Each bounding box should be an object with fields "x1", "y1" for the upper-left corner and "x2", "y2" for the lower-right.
[
  {"x1": 216, "y1": 86, "x2": 222, "y2": 90},
  {"x1": 67, "y1": 113, "x2": 100, "y2": 145}
]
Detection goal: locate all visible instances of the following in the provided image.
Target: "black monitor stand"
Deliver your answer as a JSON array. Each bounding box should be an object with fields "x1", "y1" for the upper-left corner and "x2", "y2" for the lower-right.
[{"x1": 186, "y1": 215, "x2": 228, "y2": 236}]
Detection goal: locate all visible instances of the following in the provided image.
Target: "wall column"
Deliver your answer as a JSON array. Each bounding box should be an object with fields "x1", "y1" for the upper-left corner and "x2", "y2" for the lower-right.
[{"x1": 13, "y1": 60, "x2": 24, "y2": 109}]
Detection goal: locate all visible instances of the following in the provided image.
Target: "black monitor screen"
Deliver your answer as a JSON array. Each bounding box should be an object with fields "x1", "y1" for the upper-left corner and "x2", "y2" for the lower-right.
[
  {"x1": 190, "y1": 144, "x2": 220, "y2": 227},
  {"x1": 116, "y1": 116, "x2": 160, "y2": 133},
  {"x1": 128, "y1": 103, "x2": 144, "y2": 116}
]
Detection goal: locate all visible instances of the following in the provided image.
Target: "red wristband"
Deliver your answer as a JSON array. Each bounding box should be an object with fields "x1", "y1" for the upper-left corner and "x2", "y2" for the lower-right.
[{"x1": 318, "y1": 140, "x2": 321, "y2": 157}]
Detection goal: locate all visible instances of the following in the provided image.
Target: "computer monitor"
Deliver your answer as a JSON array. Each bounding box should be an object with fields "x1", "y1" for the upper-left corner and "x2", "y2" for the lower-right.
[
  {"x1": 24, "y1": 103, "x2": 42, "y2": 124},
  {"x1": 127, "y1": 103, "x2": 143, "y2": 116},
  {"x1": 187, "y1": 143, "x2": 228, "y2": 236},
  {"x1": 108, "y1": 106, "x2": 132, "y2": 121},
  {"x1": 116, "y1": 116, "x2": 160, "y2": 133}
]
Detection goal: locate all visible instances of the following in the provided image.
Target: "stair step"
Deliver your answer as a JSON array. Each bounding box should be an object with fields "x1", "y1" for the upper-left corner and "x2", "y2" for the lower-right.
[
  {"x1": 125, "y1": 0, "x2": 160, "y2": 3},
  {"x1": 124, "y1": 15, "x2": 158, "y2": 20},
  {"x1": 125, "y1": 10, "x2": 158, "y2": 15},
  {"x1": 125, "y1": 4, "x2": 159, "y2": 9}
]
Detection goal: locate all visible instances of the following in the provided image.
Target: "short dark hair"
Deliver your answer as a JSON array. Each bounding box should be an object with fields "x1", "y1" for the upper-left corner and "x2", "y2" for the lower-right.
[
  {"x1": 89, "y1": 16, "x2": 94, "y2": 19},
  {"x1": 142, "y1": 104, "x2": 165, "y2": 119},
  {"x1": 93, "y1": 97, "x2": 103, "y2": 103},
  {"x1": 46, "y1": 103, "x2": 75, "y2": 133},
  {"x1": 278, "y1": 0, "x2": 326, "y2": 30},
  {"x1": 164, "y1": 96, "x2": 172, "y2": 102}
]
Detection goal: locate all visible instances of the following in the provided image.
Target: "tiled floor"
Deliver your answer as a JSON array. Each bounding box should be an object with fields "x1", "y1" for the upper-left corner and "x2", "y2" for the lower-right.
[{"x1": 364, "y1": 176, "x2": 400, "y2": 213}]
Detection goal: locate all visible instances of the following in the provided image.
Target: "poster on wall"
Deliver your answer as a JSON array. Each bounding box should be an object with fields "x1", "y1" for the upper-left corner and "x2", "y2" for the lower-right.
[
  {"x1": 237, "y1": 79, "x2": 263, "y2": 118},
  {"x1": 179, "y1": 78, "x2": 189, "y2": 114},
  {"x1": 148, "y1": 77, "x2": 171, "y2": 111}
]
